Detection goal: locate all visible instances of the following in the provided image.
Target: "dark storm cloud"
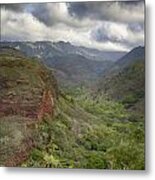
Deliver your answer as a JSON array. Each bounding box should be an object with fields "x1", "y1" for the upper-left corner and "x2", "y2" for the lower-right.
[
  {"x1": 92, "y1": 30, "x2": 128, "y2": 46},
  {"x1": 92, "y1": 27, "x2": 142, "y2": 49},
  {"x1": 30, "y1": 4, "x2": 53, "y2": 26},
  {"x1": 1, "y1": 4, "x2": 26, "y2": 12},
  {"x1": 120, "y1": 0, "x2": 144, "y2": 6},
  {"x1": 29, "y1": 3, "x2": 88, "y2": 28},
  {"x1": 127, "y1": 22, "x2": 144, "y2": 33},
  {"x1": 91, "y1": 26, "x2": 125, "y2": 44},
  {"x1": 91, "y1": 22, "x2": 144, "y2": 50},
  {"x1": 91, "y1": 28, "x2": 111, "y2": 42},
  {"x1": 1, "y1": 3, "x2": 59, "y2": 27},
  {"x1": 1, "y1": 1, "x2": 144, "y2": 28},
  {"x1": 67, "y1": 2, "x2": 88, "y2": 18},
  {"x1": 67, "y1": 1, "x2": 144, "y2": 23}
]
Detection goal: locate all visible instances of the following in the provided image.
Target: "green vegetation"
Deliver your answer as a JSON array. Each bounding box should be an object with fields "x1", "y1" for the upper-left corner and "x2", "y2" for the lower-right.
[
  {"x1": 23, "y1": 88, "x2": 144, "y2": 170},
  {"x1": 99, "y1": 61, "x2": 145, "y2": 115},
  {"x1": 0, "y1": 48, "x2": 145, "y2": 169}
]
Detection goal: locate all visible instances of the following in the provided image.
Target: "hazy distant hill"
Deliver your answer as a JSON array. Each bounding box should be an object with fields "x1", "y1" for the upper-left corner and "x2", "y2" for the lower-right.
[
  {"x1": 45, "y1": 54, "x2": 114, "y2": 87},
  {"x1": 1, "y1": 41, "x2": 126, "y2": 61},
  {"x1": 116, "y1": 46, "x2": 145, "y2": 68},
  {"x1": 98, "y1": 46, "x2": 145, "y2": 116}
]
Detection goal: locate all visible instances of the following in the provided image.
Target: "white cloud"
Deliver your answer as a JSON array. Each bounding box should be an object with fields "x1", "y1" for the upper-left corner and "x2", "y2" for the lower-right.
[
  {"x1": 1, "y1": 2, "x2": 144, "y2": 52},
  {"x1": 1, "y1": 8, "x2": 50, "y2": 41},
  {"x1": 30, "y1": 3, "x2": 93, "y2": 28},
  {"x1": 91, "y1": 21, "x2": 144, "y2": 49}
]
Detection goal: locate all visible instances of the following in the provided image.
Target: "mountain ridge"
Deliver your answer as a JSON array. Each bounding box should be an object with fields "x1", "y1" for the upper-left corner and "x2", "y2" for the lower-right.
[
  {"x1": 0, "y1": 40, "x2": 127, "y2": 61},
  {"x1": 1, "y1": 41, "x2": 124, "y2": 87},
  {"x1": 97, "y1": 46, "x2": 145, "y2": 117}
]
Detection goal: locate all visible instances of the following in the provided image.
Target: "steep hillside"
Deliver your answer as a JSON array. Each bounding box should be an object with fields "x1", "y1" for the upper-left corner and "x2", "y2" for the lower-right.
[
  {"x1": 45, "y1": 54, "x2": 113, "y2": 87},
  {"x1": 116, "y1": 46, "x2": 145, "y2": 68},
  {"x1": 0, "y1": 47, "x2": 144, "y2": 169},
  {"x1": 22, "y1": 89, "x2": 144, "y2": 169},
  {"x1": 98, "y1": 46, "x2": 145, "y2": 118},
  {"x1": 0, "y1": 47, "x2": 58, "y2": 166},
  {"x1": 101, "y1": 46, "x2": 145, "y2": 75}
]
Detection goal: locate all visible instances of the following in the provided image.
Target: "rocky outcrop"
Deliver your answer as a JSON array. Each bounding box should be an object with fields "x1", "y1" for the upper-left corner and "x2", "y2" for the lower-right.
[
  {"x1": 0, "y1": 47, "x2": 58, "y2": 166},
  {"x1": 38, "y1": 90, "x2": 55, "y2": 120}
]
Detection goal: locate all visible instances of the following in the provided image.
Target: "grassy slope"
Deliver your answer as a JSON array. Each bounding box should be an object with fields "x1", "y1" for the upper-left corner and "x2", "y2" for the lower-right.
[
  {"x1": 98, "y1": 59, "x2": 145, "y2": 119},
  {"x1": 23, "y1": 89, "x2": 144, "y2": 170},
  {"x1": 0, "y1": 48, "x2": 144, "y2": 169}
]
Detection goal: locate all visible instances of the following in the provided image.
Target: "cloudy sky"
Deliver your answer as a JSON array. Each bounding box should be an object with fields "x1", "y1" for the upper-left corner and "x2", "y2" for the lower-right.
[{"x1": 1, "y1": 1, "x2": 144, "y2": 51}]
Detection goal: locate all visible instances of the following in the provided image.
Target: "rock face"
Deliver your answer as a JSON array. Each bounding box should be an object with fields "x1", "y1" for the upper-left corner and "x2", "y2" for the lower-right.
[
  {"x1": 0, "y1": 47, "x2": 58, "y2": 166},
  {"x1": 38, "y1": 90, "x2": 55, "y2": 120},
  {"x1": 0, "y1": 88, "x2": 55, "y2": 120}
]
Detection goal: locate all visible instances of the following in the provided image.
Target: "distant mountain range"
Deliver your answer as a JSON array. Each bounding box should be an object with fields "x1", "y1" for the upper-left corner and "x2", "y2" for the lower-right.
[
  {"x1": 1, "y1": 41, "x2": 126, "y2": 62},
  {"x1": 0, "y1": 41, "x2": 126, "y2": 87},
  {"x1": 0, "y1": 41, "x2": 144, "y2": 94}
]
